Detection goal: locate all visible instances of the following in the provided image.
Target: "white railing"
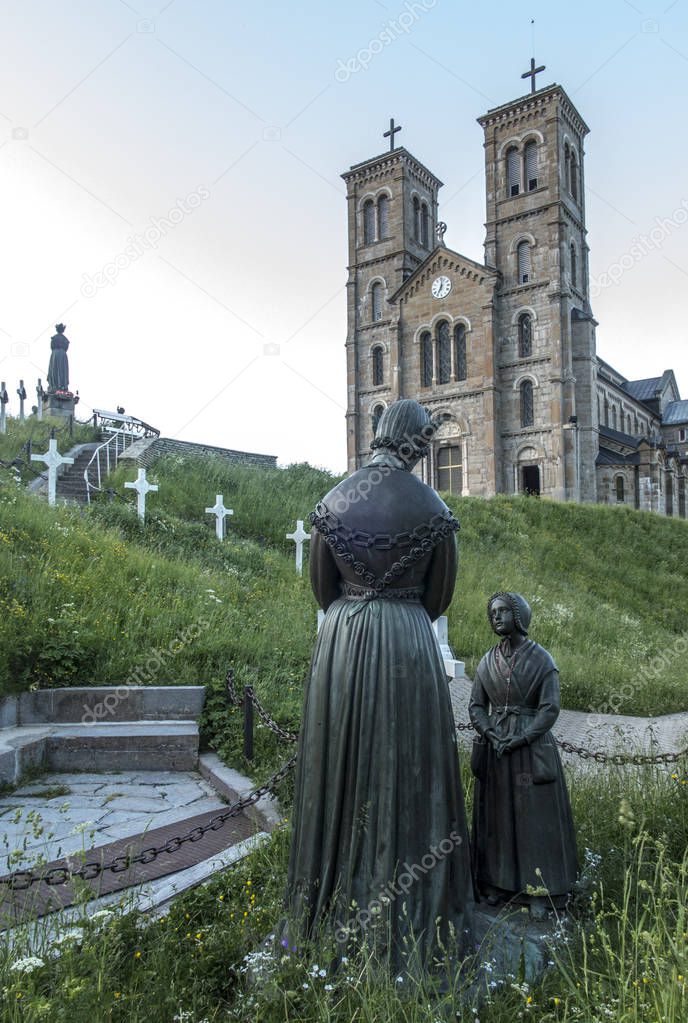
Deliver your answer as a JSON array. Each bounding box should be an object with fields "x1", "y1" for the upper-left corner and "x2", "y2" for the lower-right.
[{"x1": 83, "y1": 413, "x2": 158, "y2": 504}]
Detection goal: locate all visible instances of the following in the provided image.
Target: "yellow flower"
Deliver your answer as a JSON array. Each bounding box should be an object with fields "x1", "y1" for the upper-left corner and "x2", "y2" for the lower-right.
[
  {"x1": 643, "y1": 976, "x2": 650, "y2": 984},
  {"x1": 552, "y1": 997, "x2": 561, "y2": 1006},
  {"x1": 114, "y1": 993, "x2": 121, "y2": 1000},
  {"x1": 678, "y1": 975, "x2": 684, "y2": 982},
  {"x1": 526, "y1": 995, "x2": 533, "y2": 1004},
  {"x1": 134, "y1": 950, "x2": 142, "y2": 959}
]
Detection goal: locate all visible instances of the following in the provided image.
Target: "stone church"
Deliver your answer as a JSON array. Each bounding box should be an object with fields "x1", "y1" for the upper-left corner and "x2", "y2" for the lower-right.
[{"x1": 343, "y1": 77, "x2": 688, "y2": 516}]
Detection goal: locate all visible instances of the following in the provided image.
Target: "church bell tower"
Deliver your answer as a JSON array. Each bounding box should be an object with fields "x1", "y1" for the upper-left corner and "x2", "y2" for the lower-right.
[{"x1": 342, "y1": 121, "x2": 443, "y2": 471}]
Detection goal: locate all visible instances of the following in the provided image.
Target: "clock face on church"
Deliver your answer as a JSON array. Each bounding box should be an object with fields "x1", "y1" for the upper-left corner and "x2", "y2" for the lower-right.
[{"x1": 431, "y1": 275, "x2": 452, "y2": 299}]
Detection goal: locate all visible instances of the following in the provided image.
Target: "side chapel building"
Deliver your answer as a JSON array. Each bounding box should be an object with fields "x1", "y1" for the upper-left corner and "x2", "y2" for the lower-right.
[{"x1": 343, "y1": 77, "x2": 688, "y2": 515}]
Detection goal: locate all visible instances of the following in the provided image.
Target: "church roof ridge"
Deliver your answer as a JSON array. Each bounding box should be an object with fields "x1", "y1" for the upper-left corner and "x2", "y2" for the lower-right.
[
  {"x1": 477, "y1": 83, "x2": 590, "y2": 135},
  {"x1": 342, "y1": 146, "x2": 443, "y2": 188}
]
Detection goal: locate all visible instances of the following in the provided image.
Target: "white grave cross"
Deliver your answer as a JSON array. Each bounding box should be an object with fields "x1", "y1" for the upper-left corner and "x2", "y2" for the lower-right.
[
  {"x1": 205, "y1": 494, "x2": 234, "y2": 540},
  {"x1": 124, "y1": 468, "x2": 158, "y2": 522},
  {"x1": 286, "y1": 519, "x2": 310, "y2": 575},
  {"x1": 31, "y1": 438, "x2": 74, "y2": 507}
]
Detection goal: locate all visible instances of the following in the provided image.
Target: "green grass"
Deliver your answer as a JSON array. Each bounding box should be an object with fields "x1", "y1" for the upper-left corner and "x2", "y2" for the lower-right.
[{"x1": 0, "y1": 415, "x2": 99, "y2": 485}]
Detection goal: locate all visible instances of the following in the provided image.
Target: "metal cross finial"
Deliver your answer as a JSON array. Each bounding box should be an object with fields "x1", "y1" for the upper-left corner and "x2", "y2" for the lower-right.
[
  {"x1": 436, "y1": 221, "x2": 447, "y2": 244},
  {"x1": 383, "y1": 118, "x2": 402, "y2": 152},
  {"x1": 521, "y1": 57, "x2": 546, "y2": 93}
]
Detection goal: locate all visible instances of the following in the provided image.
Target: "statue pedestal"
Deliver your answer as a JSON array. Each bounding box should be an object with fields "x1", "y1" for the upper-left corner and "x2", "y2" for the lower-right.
[{"x1": 45, "y1": 393, "x2": 76, "y2": 419}]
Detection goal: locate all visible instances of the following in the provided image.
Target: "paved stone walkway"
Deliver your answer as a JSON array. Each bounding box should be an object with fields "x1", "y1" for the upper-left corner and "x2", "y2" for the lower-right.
[
  {"x1": 0, "y1": 771, "x2": 225, "y2": 874},
  {"x1": 449, "y1": 678, "x2": 688, "y2": 767}
]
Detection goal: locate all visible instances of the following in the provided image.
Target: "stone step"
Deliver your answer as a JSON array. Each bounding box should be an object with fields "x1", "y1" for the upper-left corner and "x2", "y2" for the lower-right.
[
  {"x1": 0, "y1": 721, "x2": 200, "y2": 784},
  {"x1": 5, "y1": 686, "x2": 206, "y2": 726}
]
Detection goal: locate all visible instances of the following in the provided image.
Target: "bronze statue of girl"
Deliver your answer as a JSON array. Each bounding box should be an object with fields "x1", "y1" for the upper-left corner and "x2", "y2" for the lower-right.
[{"x1": 469, "y1": 591, "x2": 578, "y2": 918}]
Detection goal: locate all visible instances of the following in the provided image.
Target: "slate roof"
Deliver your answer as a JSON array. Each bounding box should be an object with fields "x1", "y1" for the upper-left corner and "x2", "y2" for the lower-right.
[
  {"x1": 596, "y1": 447, "x2": 640, "y2": 466},
  {"x1": 598, "y1": 424, "x2": 642, "y2": 447},
  {"x1": 664, "y1": 400, "x2": 688, "y2": 425},
  {"x1": 622, "y1": 377, "x2": 662, "y2": 401}
]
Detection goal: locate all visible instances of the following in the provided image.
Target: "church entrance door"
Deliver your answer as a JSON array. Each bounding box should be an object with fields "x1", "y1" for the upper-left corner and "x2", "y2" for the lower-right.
[{"x1": 522, "y1": 465, "x2": 540, "y2": 496}]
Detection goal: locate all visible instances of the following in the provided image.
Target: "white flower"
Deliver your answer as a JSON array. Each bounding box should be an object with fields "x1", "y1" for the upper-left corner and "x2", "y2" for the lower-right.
[
  {"x1": 54, "y1": 926, "x2": 84, "y2": 945},
  {"x1": 90, "y1": 909, "x2": 113, "y2": 923},
  {"x1": 318, "y1": 968, "x2": 326, "y2": 978},
  {"x1": 396, "y1": 975, "x2": 404, "y2": 984},
  {"x1": 10, "y1": 955, "x2": 44, "y2": 973},
  {"x1": 324, "y1": 983, "x2": 333, "y2": 991},
  {"x1": 70, "y1": 820, "x2": 96, "y2": 835},
  {"x1": 302, "y1": 982, "x2": 309, "y2": 990}
]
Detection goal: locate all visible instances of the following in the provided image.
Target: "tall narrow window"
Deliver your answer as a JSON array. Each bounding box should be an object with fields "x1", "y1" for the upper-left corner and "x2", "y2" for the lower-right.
[
  {"x1": 437, "y1": 446, "x2": 463, "y2": 494},
  {"x1": 679, "y1": 477, "x2": 686, "y2": 518},
  {"x1": 507, "y1": 147, "x2": 520, "y2": 196},
  {"x1": 454, "y1": 324, "x2": 467, "y2": 381},
  {"x1": 564, "y1": 143, "x2": 571, "y2": 192},
  {"x1": 363, "y1": 199, "x2": 375, "y2": 245},
  {"x1": 616, "y1": 476, "x2": 625, "y2": 503},
  {"x1": 611, "y1": 406, "x2": 617, "y2": 431},
  {"x1": 421, "y1": 202, "x2": 429, "y2": 248},
  {"x1": 570, "y1": 244, "x2": 577, "y2": 288},
  {"x1": 627, "y1": 413, "x2": 632, "y2": 434},
  {"x1": 604, "y1": 397, "x2": 609, "y2": 427},
  {"x1": 372, "y1": 403, "x2": 384, "y2": 436},
  {"x1": 371, "y1": 282, "x2": 383, "y2": 321},
  {"x1": 437, "y1": 321, "x2": 450, "y2": 384},
  {"x1": 413, "y1": 196, "x2": 420, "y2": 241},
  {"x1": 520, "y1": 379, "x2": 534, "y2": 428},
  {"x1": 518, "y1": 312, "x2": 532, "y2": 358},
  {"x1": 517, "y1": 241, "x2": 531, "y2": 284},
  {"x1": 634, "y1": 413, "x2": 639, "y2": 434},
  {"x1": 666, "y1": 474, "x2": 674, "y2": 515},
  {"x1": 377, "y1": 194, "x2": 389, "y2": 240},
  {"x1": 372, "y1": 346, "x2": 383, "y2": 386},
  {"x1": 421, "y1": 331, "x2": 433, "y2": 387},
  {"x1": 570, "y1": 152, "x2": 579, "y2": 201},
  {"x1": 524, "y1": 140, "x2": 538, "y2": 191}
]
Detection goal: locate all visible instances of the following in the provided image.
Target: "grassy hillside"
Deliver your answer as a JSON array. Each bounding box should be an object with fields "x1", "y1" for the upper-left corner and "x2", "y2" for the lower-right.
[
  {"x1": 0, "y1": 415, "x2": 98, "y2": 484},
  {"x1": 0, "y1": 452, "x2": 687, "y2": 755}
]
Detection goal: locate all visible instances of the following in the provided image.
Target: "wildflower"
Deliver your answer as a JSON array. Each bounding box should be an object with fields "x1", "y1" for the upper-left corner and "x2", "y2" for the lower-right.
[
  {"x1": 114, "y1": 993, "x2": 121, "y2": 1000},
  {"x1": 134, "y1": 950, "x2": 142, "y2": 959},
  {"x1": 324, "y1": 983, "x2": 333, "y2": 991},
  {"x1": 54, "y1": 927, "x2": 84, "y2": 945},
  {"x1": 70, "y1": 820, "x2": 96, "y2": 835},
  {"x1": 9, "y1": 955, "x2": 44, "y2": 974}
]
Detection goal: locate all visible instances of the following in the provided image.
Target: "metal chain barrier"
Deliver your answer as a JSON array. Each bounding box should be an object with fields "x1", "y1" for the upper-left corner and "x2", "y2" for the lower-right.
[{"x1": 0, "y1": 753, "x2": 296, "y2": 892}]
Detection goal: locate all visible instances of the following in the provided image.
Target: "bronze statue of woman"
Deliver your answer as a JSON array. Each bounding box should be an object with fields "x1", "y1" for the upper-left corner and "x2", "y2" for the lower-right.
[
  {"x1": 469, "y1": 592, "x2": 578, "y2": 918},
  {"x1": 47, "y1": 324, "x2": 70, "y2": 393},
  {"x1": 285, "y1": 400, "x2": 474, "y2": 966}
]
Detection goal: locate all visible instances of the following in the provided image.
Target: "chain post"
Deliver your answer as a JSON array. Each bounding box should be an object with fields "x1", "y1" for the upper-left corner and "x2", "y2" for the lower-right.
[{"x1": 243, "y1": 684, "x2": 254, "y2": 762}]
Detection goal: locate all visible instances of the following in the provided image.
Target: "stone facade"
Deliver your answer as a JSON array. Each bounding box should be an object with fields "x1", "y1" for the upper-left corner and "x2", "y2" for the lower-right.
[{"x1": 343, "y1": 82, "x2": 688, "y2": 516}]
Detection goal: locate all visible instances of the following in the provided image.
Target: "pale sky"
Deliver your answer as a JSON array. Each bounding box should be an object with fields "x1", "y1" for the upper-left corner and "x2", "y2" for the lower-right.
[{"x1": 1, "y1": 0, "x2": 687, "y2": 473}]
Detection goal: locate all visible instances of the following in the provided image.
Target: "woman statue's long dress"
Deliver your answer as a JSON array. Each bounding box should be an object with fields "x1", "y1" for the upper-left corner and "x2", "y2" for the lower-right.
[
  {"x1": 285, "y1": 400, "x2": 474, "y2": 967},
  {"x1": 47, "y1": 325, "x2": 70, "y2": 393},
  {"x1": 469, "y1": 592, "x2": 578, "y2": 915}
]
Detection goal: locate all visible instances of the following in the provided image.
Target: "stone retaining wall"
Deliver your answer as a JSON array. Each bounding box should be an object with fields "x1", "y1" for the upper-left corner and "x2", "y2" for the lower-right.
[{"x1": 120, "y1": 437, "x2": 277, "y2": 470}]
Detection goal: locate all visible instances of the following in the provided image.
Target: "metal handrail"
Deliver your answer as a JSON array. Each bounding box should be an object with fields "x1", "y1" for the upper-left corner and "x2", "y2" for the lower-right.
[{"x1": 83, "y1": 428, "x2": 138, "y2": 504}]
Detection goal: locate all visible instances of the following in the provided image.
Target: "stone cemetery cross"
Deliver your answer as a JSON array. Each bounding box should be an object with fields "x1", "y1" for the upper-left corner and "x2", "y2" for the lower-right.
[
  {"x1": 17, "y1": 380, "x2": 27, "y2": 422},
  {"x1": 36, "y1": 379, "x2": 44, "y2": 421},
  {"x1": 31, "y1": 437, "x2": 74, "y2": 507},
  {"x1": 124, "y1": 468, "x2": 158, "y2": 522},
  {"x1": 205, "y1": 494, "x2": 234, "y2": 540},
  {"x1": 286, "y1": 519, "x2": 310, "y2": 575},
  {"x1": 0, "y1": 382, "x2": 8, "y2": 434}
]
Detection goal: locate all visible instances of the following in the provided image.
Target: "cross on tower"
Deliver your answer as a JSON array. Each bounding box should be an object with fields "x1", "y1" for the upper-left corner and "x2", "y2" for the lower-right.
[
  {"x1": 124, "y1": 467, "x2": 158, "y2": 522},
  {"x1": 205, "y1": 494, "x2": 234, "y2": 541},
  {"x1": 286, "y1": 519, "x2": 311, "y2": 575},
  {"x1": 521, "y1": 57, "x2": 546, "y2": 93},
  {"x1": 31, "y1": 437, "x2": 74, "y2": 507},
  {"x1": 383, "y1": 117, "x2": 402, "y2": 152}
]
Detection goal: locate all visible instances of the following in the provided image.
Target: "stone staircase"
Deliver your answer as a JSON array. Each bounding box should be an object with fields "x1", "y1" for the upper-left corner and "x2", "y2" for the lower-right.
[
  {"x1": 0, "y1": 687, "x2": 206, "y2": 785},
  {"x1": 55, "y1": 443, "x2": 100, "y2": 503}
]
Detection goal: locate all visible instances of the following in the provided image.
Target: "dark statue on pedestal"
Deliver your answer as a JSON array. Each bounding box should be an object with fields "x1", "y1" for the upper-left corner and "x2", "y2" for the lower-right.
[
  {"x1": 469, "y1": 592, "x2": 578, "y2": 918},
  {"x1": 47, "y1": 324, "x2": 70, "y2": 393},
  {"x1": 285, "y1": 399, "x2": 474, "y2": 966}
]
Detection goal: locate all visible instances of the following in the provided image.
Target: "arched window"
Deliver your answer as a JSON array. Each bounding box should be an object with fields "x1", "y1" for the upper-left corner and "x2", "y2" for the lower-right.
[
  {"x1": 604, "y1": 397, "x2": 609, "y2": 426},
  {"x1": 666, "y1": 473, "x2": 674, "y2": 515},
  {"x1": 372, "y1": 403, "x2": 384, "y2": 436},
  {"x1": 437, "y1": 446, "x2": 463, "y2": 494},
  {"x1": 520, "y1": 379, "x2": 534, "y2": 428},
  {"x1": 454, "y1": 324, "x2": 467, "y2": 381},
  {"x1": 524, "y1": 140, "x2": 538, "y2": 191},
  {"x1": 363, "y1": 199, "x2": 376, "y2": 245},
  {"x1": 518, "y1": 312, "x2": 532, "y2": 358},
  {"x1": 627, "y1": 412, "x2": 632, "y2": 434},
  {"x1": 517, "y1": 241, "x2": 531, "y2": 284},
  {"x1": 420, "y1": 331, "x2": 433, "y2": 387},
  {"x1": 507, "y1": 146, "x2": 520, "y2": 196},
  {"x1": 377, "y1": 194, "x2": 389, "y2": 240},
  {"x1": 413, "y1": 196, "x2": 420, "y2": 241},
  {"x1": 421, "y1": 202, "x2": 429, "y2": 248},
  {"x1": 570, "y1": 152, "x2": 579, "y2": 201},
  {"x1": 372, "y1": 346, "x2": 383, "y2": 386},
  {"x1": 371, "y1": 281, "x2": 383, "y2": 321},
  {"x1": 437, "y1": 321, "x2": 451, "y2": 384},
  {"x1": 615, "y1": 475, "x2": 625, "y2": 503},
  {"x1": 611, "y1": 405, "x2": 617, "y2": 431},
  {"x1": 570, "y1": 244, "x2": 577, "y2": 288},
  {"x1": 564, "y1": 143, "x2": 571, "y2": 192},
  {"x1": 634, "y1": 412, "x2": 639, "y2": 434}
]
